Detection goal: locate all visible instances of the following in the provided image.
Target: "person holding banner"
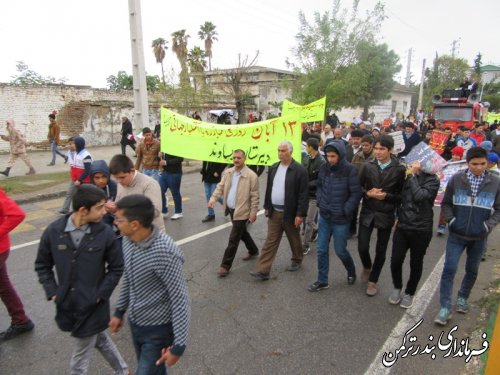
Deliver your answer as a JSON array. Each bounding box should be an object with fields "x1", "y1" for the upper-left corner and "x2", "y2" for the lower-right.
[
  {"x1": 250, "y1": 141, "x2": 309, "y2": 280},
  {"x1": 388, "y1": 160, "x2": 439, "y2": 309},
  {"x1": 208, "y1": 150, "x2": 260, "y2": 277},
  {"x1": 357, "y1": 135, "x2": 406, "y2": 296},
  {"x1": 435, "y1": 147, "x2": 500, "y2": 325},
  {"x1": 200, "y1": 161, "x2": 227, "y2": 222}
]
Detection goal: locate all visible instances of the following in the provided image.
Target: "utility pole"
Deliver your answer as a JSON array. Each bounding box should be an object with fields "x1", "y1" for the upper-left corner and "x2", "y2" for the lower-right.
[
  {"x1": 127, "y1": 0, "x2": 149, "y2": 130},
  {"x1": 417, "y1": 58, "x2": 426, "y2": 111},
  {"x1": 405, "y1": 48, "x2": 412, "y2": 86}
]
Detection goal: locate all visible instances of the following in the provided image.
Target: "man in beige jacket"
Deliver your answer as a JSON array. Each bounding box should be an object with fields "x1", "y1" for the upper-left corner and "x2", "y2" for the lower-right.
[
  {"x1": 1, "y1": 119, "x2": 35, "y2": 176},
  {"x1": 209, "y1": 149, "x2": 259, "y2": 277}
]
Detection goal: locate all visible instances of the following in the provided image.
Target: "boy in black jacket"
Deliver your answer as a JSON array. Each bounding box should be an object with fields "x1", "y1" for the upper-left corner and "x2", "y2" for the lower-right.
[
  {"x1": 90, "y1": 160, "x2": 117, "y2": 228},
  {"x1": 389, "y1": 160, "x2": 439, "y2": 309},
  {"x1": 357, "y1": 135, "x2": 406, "y2": 297},
  {"x1": 435, "y1": 147, "x2": 500, "y2": 325},
  {"x1": 35, "y1": 185, "x2": 128, "y2": 374}
]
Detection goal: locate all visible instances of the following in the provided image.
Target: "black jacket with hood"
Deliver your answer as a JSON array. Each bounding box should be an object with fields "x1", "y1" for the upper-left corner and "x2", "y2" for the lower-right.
[{"x1": 317, "y1": 140, "x2": 362, "y2": 224}]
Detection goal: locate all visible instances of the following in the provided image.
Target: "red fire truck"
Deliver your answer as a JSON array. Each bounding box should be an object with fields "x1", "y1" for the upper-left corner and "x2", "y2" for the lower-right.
[{"x1": 432, "y1": 89, "x2": 489, "y2": 131}]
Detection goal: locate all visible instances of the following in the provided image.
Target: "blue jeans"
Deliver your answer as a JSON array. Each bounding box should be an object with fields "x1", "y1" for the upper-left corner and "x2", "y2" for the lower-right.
[
  {"x1": 130, "y1": 322, "x2": 174, "y2": 375},
  {"x1": 159, "y1": 172, "x2": 182, "y2": 214},
  {"x1": 50, "y1": 141, "x2": 66, "y2": 164},
  {"x1": 316, "y1": 217, "x2": 356, "y2": 284},
  {"x1": 143, "y1": 169, "x2": 160, "y2": 182},
  {"x1": 204, "y1": 182, "x2": 222, "y2": 216},
  {"x1": 439, "y1": 232, "x2": 485, "y2": 310}
]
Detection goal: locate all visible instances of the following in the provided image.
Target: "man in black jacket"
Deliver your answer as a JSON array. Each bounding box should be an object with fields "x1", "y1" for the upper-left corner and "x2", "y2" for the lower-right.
[
  {"x1": 250, "y1": 141, "x2": 309, "y2": 280},
  {"x1": 389, "y1": 160, "x2": 439, "y2": 309},
  {"x1": 200, "y1": 161, "x2": 227, "y2": 222},
  {"x1": 35, "y1": 185, "x2": 128, "y2": 374},
  {"x1": 358, "y1": 135, "x2": 406, "y2": 296},
  {"x1": 119, "y1": 116, "x2": 136, "y2": 156},
  {"x1": 302, "y1": 137, "x2": 324, "y2": 255}
]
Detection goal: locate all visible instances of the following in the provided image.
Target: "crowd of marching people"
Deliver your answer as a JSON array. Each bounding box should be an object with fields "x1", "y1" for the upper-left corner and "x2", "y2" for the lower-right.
[{"x1": 0, "y1": 110, "x2": 499, "y2": 374}]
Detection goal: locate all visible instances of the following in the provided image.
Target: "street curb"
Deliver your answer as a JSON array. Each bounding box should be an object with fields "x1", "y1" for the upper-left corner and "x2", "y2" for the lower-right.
[
  {"x1": 482, "y1": 301, "x2": 499, "y2": 374},
  {"x1": 13, "y1": 167, "x2": 203, "y2": 205}
]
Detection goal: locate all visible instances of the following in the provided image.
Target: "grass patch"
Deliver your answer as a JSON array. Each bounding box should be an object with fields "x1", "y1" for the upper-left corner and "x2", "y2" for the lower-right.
[{"x1": 0, "y1": 172, "x2": 69, "y2": 194}]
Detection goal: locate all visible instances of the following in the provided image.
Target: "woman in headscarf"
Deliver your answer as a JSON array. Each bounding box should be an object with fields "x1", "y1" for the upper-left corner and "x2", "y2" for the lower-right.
[{"x1": 0, "y1": 119, "x2": 35, "y2": 176}]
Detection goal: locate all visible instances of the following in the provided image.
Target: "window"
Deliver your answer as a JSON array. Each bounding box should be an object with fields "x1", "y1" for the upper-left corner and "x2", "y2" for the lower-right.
[
  {"x1": 391, "y1": 100, "x2": 397, "y2": 113},
  {"x1": 403, "y1": 101, "x2": 408, "y2": 114}
]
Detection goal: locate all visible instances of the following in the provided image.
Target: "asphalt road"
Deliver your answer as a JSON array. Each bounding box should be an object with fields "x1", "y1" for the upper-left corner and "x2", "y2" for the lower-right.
[{"x1": 0, "y1": 172, "x2": 497, "y2": 374}]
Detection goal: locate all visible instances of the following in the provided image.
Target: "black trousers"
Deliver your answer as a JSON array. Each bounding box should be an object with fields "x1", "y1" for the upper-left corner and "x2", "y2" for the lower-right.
[
  {"x1": 357, "y1": 221, "x2": 392, "y2": 283},
  {"x1": 390, "y1": 227, "x2": 432, "y2": 296},
  {"x1": 120, "y1": 142, "x2": 136, "y2": 155},
  {"x1": 220, "y1": 210, "x2": 259, "y2": 270}
]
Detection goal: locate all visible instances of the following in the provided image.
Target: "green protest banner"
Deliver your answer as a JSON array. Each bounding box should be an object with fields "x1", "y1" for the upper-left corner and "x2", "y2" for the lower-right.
[
  {"x1": 487, "y1": 112, "x2": 500, "y2": 123},
  {"x1": 160, "y1": 109, "x2": 301, "y2": 165},
  {"x1": 282, "y1": 97, "x2": 326, "y2": 123}
]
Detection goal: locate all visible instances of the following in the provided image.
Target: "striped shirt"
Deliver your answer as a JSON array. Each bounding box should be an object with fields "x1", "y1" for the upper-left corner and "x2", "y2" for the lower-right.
[{"x1": 115, "y1": 226, "x2": 191, "y2": 355}]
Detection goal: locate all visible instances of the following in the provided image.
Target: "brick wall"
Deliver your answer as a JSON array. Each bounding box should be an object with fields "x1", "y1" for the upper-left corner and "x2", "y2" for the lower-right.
[{"x1": 0, "y1": 83, "x2": 248, "y2": 153}]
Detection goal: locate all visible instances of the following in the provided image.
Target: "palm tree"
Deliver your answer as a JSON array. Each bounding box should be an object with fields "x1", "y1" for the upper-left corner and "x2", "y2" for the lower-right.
[
  {"x1": 152, "y1": 38, "x2": 167, "y2": 85},
  {"x1": 171, "y1": 29, "x2": 190, "y2": 85},
  {"x1": 187, "y1": 46, "x2": 207, "y2": 90},
  {"x1": 198, "y1": 21, "x2": 218, "y2": 71}
]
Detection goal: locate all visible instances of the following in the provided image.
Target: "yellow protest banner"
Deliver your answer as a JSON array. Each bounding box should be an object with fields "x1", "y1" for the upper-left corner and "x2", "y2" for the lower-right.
[
  {"x1": 282, "y1": 97, "x2": 326, "y2": 123},
  {"x1": 487, "y1": 112, "x2": 500, "y2": 123},
  {"x1": 160, "y1": 109, "x2": 302, "y2": 165}
]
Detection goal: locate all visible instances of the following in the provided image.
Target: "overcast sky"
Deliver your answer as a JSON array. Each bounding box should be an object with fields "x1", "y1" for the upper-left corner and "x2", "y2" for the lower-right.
[{"x1": 1, "y1": 0, "x2": 499, "y2": 88}]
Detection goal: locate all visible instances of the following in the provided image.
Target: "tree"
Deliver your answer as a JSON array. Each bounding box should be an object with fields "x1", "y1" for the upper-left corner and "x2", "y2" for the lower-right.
[
  {"x1": 198, "y1": 21, "x2": 218, "y2": 71},
  {"x1": 333, "y1": 41, "x2": 401, "y2": 119},
  {"x1": 473, "y1": 52, "x2": 482, "y2": 82},
  {"x1": 215, "y1": 52, "x2": 259, "y2": 123},
  {"x1": 152, "y1": 37, "x2": 168, "y2": 85},
  {"x1": 287, "y1": 0, "x2": 386, "y2": 108},
  {"x1": 422, "y1": 55, "x2": 470, "y2": 111},
  {"x1": 482, "y1": 81, "x2": 500, "y2": 111},
  {"x1": 171, "y1": 29, "x2": 190, "y2": 85},
  {"x1": 10, "y1": 61, "x2": 67, "y2": 85},
  {"x1": 187, "y1": 46, "x2": 208, "y2": 90},
  {"x1": 106, "y1": 71, "x2": 161, "y2": 92}
]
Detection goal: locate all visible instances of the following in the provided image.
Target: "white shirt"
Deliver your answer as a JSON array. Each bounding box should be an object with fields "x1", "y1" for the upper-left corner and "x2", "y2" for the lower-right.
[{"x1": 271, "y1": 164, "x2": 288, "y2": 207}]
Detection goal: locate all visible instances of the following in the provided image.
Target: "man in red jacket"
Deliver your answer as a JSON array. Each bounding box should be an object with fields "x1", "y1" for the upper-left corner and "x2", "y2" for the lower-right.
[{"x1": 0, "y1": 188, "x2": 34, "y2": 340}]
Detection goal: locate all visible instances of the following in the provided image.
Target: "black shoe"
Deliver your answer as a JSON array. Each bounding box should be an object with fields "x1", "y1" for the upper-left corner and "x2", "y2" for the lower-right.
[
  {"x1": 202, "y1": 215, "x2": 215, "y2": 223},
  {"x1": 0, "y1": 320, "x2": 34, "y2": 340},
  {"x1": 64, "y1": 155, "x2": 68, "y2": 164},
  {"x1": 311, "y1": 229, "x2": 318, "y2": 242},
  {"x1": 47, "y1": 162, "x2": 55, "y2": 166},
  {"x1": 308, "y1": 281, "x2": 329, "y2": 292},
  {"x1": 286, "y1": 263, "x2": 301, "y2": 272},
  {"x1": 58, "y1": 209, "x2": 69, "y2": 215},
  {"x1": 303, "y1": 245, "x2": 311, "y2": 255},
  {"x1": 249, "y1": 271, "x2": 270, "y2": 281},
  {"x1": 347, "y1": 275, "x2": 356, "y2": 285}
]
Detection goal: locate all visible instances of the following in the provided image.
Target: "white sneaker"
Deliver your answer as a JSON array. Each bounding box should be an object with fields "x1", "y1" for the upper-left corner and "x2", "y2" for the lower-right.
[
  {"x1": 162, "y1": 213, "x2": 169, "y2": 219},
  {"x1": 171, "y1": 213, "x2": 183, "y2": 220}
]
